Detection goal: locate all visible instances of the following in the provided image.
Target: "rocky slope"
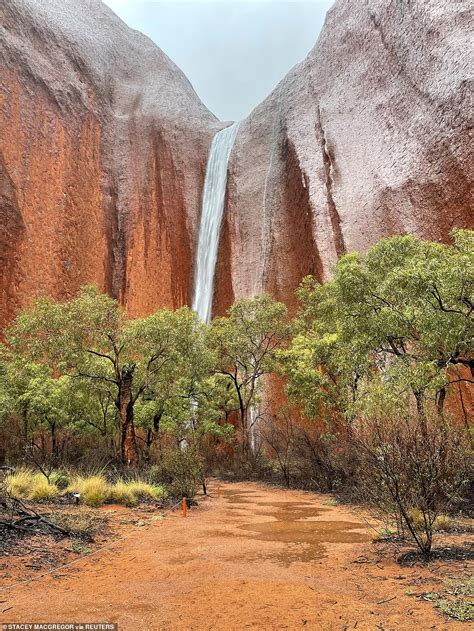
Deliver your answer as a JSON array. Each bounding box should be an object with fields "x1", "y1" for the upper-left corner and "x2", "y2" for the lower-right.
[
  {"x1": 0, "y1": 0, "x2": 221, "y2": 329},
  {"x1": 214, "y1": 0, "x2": 473, "y2": 313},
  {"x1": 1, "y1": 0, "x2": 472, "y2": 330}
]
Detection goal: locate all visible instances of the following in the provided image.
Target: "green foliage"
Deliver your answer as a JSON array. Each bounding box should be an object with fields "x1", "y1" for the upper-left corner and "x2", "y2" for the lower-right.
[
  {"x1": 154, "y1": 446, "x2": 205, "y2": 499},
  {"x1": 1, "y1": 234, "x2": 471, "y2": 526},
  {"x1": 410, "y1": 578, "x2": 474, "y2": 622},
  {"x1": 4, "y1": 286, "x2": 223, "y2": 466},
  {"x1": 278, "y1": 232, "x2": 473, "y2": 555},
  {"x1": 281, "y1": 231, "x2": 474, "y2": 420},
  {"x1": 208, "y1": 294, "x2": 288, "y2": 450}
]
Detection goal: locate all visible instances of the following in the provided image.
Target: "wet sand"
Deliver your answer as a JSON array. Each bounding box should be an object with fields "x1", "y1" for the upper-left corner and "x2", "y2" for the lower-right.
[{"x1": 0, "y1": 482, "x2": 468, "y2": 630}]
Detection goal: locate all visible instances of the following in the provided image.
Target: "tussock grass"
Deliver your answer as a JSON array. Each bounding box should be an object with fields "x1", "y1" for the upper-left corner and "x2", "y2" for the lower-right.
[
  {"x1": 49, "y1": 470, "x2": 70, "y2": 490},
  {"x1": 125, "y1": 480, "x2": 165, "y2": 502},
  {"x1": 67, "y1": 475, "x2": 110, "y2": 507},
  {"x1": 110, "y1": 480, "x2": 166, "y2": 506},
  {"x1": 5, "y1": 469, "x2": 59, "y2": 502},
  {"x1": 409, "y1": 509, "x2": 457, "y2": 532},
  {"x1": 5, "y1": 469, "x2": 166, "y2": 508},
  {"x1": 109, "y1": 481, "x2": 137, "y2": 506}
]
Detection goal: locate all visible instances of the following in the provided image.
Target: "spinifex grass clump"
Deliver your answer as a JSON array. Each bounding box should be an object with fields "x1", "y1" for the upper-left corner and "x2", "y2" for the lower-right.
[
  {"x1": 67, "y1": 475, "x2": 110, "y2": 507},
  {"x1": 109, "y1": 480, "x2": 165, "y2": 506},
  {"x1": 67, "y1": 475, "x2": 166, "y2": 507},
  {"x1": 5, "y1": 469, "x2": 166, "y2": 508},
  {"x1": 6, "y1": 469, "x2": 59, "y2": 502}
]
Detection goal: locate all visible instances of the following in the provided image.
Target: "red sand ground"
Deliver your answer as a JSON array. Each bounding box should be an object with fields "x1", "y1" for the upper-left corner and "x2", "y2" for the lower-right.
[{"x1": 0, "y1": 482, "x2": 471, "y2": 630}]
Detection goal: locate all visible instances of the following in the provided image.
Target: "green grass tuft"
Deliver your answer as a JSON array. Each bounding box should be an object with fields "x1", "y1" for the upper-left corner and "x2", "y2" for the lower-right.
[
  {"x1": 67, "y1": 475, "x2": 110, "y2": 507},
  {"x1": 321, "y1": 497, "x2": 338, "y2": 506},
  {"x1": 6, "y1": 469, "x2": 59, "y2": 502},
  {"x1": 5, "y1": 469, "x2": 166, "y2": 508}
]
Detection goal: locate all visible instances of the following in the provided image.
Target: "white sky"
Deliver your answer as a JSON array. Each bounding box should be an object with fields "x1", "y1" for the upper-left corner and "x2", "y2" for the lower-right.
[{"x1": 103, "y1": 0, "x2": 333, "y2": 120}]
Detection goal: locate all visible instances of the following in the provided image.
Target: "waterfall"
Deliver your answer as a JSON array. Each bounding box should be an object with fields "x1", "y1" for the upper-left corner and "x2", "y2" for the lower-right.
[{"x1": 192, "y1": 122, "x2": 240, "y2": 323}]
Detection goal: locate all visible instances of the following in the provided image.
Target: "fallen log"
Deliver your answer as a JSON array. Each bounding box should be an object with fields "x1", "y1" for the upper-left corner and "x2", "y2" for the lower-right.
[{"x1": 0, "y1": 494, "x2": 71, "y2": 536}]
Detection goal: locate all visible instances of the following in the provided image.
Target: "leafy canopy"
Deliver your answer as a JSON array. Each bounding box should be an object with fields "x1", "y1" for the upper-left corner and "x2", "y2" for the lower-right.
[{"x1": 280, "y1": 231, "x2": 474, "y2": 419}]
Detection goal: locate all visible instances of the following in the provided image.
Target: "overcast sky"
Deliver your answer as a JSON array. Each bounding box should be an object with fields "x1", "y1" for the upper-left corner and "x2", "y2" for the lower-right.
[{"x1": 103, "y1": 0, "x2": 333, "y2": 121}]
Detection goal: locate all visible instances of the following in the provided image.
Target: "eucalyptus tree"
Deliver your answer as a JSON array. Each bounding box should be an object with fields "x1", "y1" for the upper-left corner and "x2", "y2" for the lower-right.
[
  {"x1": 7, "y1": 286, "x2": 205, "y2": 467},
  {"x1": 208, "y1": 293, "x2": 288, "y2": 454},
  {"x1": 281, "y1": 230, "x2": 474, "y2": 422}
]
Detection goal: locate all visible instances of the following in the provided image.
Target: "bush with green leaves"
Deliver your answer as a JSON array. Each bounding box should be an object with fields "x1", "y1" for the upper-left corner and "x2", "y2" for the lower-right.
[
  {"x1": 153, "y1": 447, "x2": 205, "y2": 499},
  {"x1": 5, "y1": 287, "x2": 208, "y2": 467}
]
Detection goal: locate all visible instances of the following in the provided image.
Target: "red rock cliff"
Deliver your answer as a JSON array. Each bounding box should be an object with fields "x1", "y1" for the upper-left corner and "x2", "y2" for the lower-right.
[
  {"x1": 214, "y1": 0, "x2": 473, "y2": 314},
  {"x1": 0, "y1": 0, "x2": 221, "y2": 329},
  {"x1": 1, "y1": 0, "x2": 472, "y2": 330}
]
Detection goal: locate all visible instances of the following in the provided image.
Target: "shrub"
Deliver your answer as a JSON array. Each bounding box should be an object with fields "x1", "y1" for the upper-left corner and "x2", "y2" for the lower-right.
[
  {"x1": 157, "y1": 447, "x2": 204, "y2": 499},
  {"x1": 352, "y1": 410, "x2": 471, "y2": 557},
  {"x1": 6, "y1": 469, "x2": 59, "y2": 502}
]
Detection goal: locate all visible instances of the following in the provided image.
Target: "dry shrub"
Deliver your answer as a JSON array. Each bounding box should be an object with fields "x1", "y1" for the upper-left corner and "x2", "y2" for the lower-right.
[
  {"x1": 351, "y1": 410, "x2": 471, "y2": 557},
  {"x1": 261, "y1": 411, "x2": 349, "y2": 492}
]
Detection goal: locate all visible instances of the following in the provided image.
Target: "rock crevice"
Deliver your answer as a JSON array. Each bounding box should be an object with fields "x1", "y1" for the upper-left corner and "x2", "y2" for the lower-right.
[{"x1": 316, "y1": 106, "x2": 346, "y2": 258}]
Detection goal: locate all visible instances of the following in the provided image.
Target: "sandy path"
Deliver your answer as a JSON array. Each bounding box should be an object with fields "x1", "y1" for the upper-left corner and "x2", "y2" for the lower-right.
[{"x1": 0, "y1": 482, "x2": 462, "y2": 630}]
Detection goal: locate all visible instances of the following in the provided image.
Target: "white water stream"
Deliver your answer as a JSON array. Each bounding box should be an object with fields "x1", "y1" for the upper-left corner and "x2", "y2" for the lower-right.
[{"x1": 192, "y1": 122, "x2": 240, "y2": 323}]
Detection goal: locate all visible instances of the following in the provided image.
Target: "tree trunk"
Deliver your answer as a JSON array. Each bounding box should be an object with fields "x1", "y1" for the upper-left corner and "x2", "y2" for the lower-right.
[
  {"x1": 145, "y1": 428, "x2": 153, "y2": 450},
  {"x1": 414, "y1": 390, "x2": 428, "y2": 437},
  {"x1": 436, "y1": 387, "x2": 446, "y2": 417},
  {"x1": 118, "y1": 368, "x2": 139, "y2": 467},
  {"x1": 236, "y1": 385, "x2": 250, "y2": 459},
  {"x1": 50, "y1": 420, "x2": 57, "y2": 464}
]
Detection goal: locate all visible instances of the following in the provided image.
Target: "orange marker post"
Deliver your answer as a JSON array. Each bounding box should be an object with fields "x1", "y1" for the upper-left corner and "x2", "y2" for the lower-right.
[
  {"x1": 217, "y1": 486, "x2": 221, "y2": 498},
  {"x1": 182, "y1": 497, "x2": 187, "y2": 517}
]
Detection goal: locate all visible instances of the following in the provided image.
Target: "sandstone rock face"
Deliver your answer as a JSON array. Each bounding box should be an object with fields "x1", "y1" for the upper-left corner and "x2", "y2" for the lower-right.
[
  {"x1": 215, "y1": 0, "x2": 473, "y2": 314},
  {"x1": 0, "y1": 0, "x2": 221, "y2": 329},
  {"x1": 1, "y1": 0, "x2": 472, "y2": 331}
]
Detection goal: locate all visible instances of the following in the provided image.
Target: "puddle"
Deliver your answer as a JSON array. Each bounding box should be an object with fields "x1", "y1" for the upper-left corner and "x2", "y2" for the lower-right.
[
  {"x1": 229, "y1": 544, "x2": 327, "y2": 566},
  {"x1": 222, "y1": 489, "x2": 370, "y2": 566},
  {"x1": 239, "y1": 519, "x2": 369, "y2": 546}
]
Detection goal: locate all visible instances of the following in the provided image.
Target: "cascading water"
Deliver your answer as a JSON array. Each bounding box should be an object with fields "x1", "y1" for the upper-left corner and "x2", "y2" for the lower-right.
[{"x1": 192, "y1": 122, "x2": 240, "y2": 323}]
